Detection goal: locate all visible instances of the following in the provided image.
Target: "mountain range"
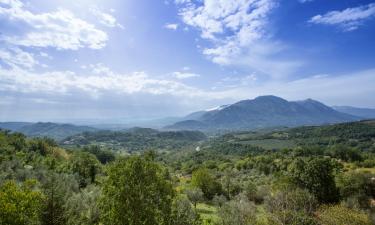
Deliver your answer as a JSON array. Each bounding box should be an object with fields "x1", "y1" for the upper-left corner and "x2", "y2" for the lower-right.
[
  {"x1": 0, "y1": 122, "x2": 97, "y2": 141},
  {"x1": 332, "y1": 106, "x2": 375, "y2": 119},
  {"x1": 1, "y1": 96, "x2": 373, "y2": 138},
  {"x1": 166, "y1": 95, "x2": 360, "y2": 131}
]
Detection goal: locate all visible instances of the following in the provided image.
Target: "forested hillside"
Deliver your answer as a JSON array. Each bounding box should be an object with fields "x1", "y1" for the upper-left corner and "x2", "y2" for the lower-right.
[
  {"x1": 0, "y1": 122, "x2": 97, "y2": 141},
  {"x1": 1, "y1": 120, "x2": 375, "y2": 224},
  {"x1": 62, "y1": 128, "x2": 207, "y2": 152}
]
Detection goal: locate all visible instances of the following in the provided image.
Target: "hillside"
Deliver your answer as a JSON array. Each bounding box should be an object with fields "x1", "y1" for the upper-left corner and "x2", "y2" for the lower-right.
[
  {"x1": 166, "y1": 95, "x2": 358, "y2": 131},
  {"x1": 62, "y1": 128, "x2": 207, "y2": 152},
  {"x1": 207, "y1": 120, "x2": 375, "y2": 152},
  {"x1": 0, "y1": 122, "x2": 97, "y2": 141}
]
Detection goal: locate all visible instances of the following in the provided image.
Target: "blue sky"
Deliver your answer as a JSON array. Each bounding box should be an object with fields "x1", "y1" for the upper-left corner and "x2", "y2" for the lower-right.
[{"x1": 0, "y1": 0, "x2": 374, "y2": 122}]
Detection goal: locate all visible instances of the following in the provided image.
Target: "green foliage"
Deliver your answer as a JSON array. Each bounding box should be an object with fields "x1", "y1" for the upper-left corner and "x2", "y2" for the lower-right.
[
  {"x1": 100, "y1": 155, "x2": 175, "y2": 225},
  {"x1": 65, "y1": 185, "x2": 101, "y2": 225},
  {"x1": 265, "y1": 188, "x2": 318, "y2": 225},
  {"x1": 40, "y1": 173, "x2": 79, "y2": 225},
  {"x1": 191, "y1": 168, "x2": 222, "y2": 200},
  {"x1": 63, "y1": 129, "x2": 206, "y2": 152},
  {"x1": 289, "y1": 157, "x2": 340, "y2": 203},
  {"x1": 317, "y1": 205, "x2": 372, "y2": 225},
  {"x1": 336, "y1": 171, "x2": 375, "y2": 209},
  {"x1": 218, "y1": 194, "x2": 257, "y2": 225},
  {"x1": 186, "y1": 188, "x2": 204, "y2": 209},
  {"x1": 0, "y1": 179, "x2": 44, "y2": 225},
  {"x1": 69, "y1": 152, "x2": 101, "y2": 188},
  {"x1": 171, "y1": 196, "x2": 201, "y2": 225},
  {"x1": 83, "y1": 145, "x2": 115, "y2": 164}
]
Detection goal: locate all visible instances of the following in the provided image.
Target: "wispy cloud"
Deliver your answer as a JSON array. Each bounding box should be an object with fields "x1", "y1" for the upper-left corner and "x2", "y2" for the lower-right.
[
  {"x1": 89, "y1": 6, "x2": 124, "y2": 29},
  {"x1": 0, "y1": 0, "x2": 108, "y2": 50},
  {"x1": 0, "y1": 65, "x2": 206, "y2": 98},
  {"x1": 175, "y1": 0, "x2": 302, "y2": 78},
  {"x1": 164, "y1": 23, "x2": 179, "y2": 30},
  {"x1": 309, "y1": 3, "x2": 375, "y2": 31},
  {"x1": 0, "y1": 47, "x2": 38, "y2": 69},
  {"x1": 172, "y1": 71, "x2": 200, "y2": 79}
]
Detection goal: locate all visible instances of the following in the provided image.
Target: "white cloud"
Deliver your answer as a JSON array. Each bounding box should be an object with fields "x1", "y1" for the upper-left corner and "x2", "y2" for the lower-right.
[
  {"x1": 176, "y1": 0, "x2": 301, "y2": 78},
  {"x1": 309, "y1": 3, "x2": 375, "y2": 31},
  {"x1": 172, "y1": 71, "x2": 200, "y2": 79},
  {"x1": 89, "y1": 6, "x2": 124, "y2": 29},
  {"x1": 0, "y1": 47, "x2": 38, "y2": 69},
  {"x1": 0, "y1": 65, "x2": 206, "y2": 98},
  {"x1": 0, "y1": 0, "x2": 108, "y2": 50},
  {"x1": 164, "y1": 23, "x2": 179, "y2": 30}
]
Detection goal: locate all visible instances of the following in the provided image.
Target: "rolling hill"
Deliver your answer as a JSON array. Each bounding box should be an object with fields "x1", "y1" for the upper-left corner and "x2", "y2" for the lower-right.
[
  {"x1": 0, "y1": 122, "x2": 97, "y2": 140},
  {"x1": 61, "y1": 128, "x2": 207, "y2": 152},
  {"x1": 166, "y1": 95, "x2": 359, "y2": 131}
]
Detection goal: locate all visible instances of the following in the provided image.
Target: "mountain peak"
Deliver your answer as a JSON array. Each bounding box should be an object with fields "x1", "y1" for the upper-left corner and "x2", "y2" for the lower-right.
[
  {"x1": 167, "y1": 95, "x2": 358, "y2": 130},
  {"x1": 254, "y1": 95, "x2": 286, "y2": 101}
]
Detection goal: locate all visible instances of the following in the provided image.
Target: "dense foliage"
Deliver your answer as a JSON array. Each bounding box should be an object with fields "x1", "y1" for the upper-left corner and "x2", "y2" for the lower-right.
[{"x1": 1, "y1": 120, "x2": 375, "y2": 224}]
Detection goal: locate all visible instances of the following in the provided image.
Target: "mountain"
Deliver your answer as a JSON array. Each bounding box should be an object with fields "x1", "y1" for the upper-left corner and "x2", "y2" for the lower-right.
[
  {"x1": 166, "y1": 96, "x2": 358, "y2": 131},
  {"x1": 0, "y1": 122, "x2": 97, "y2": 140},
  {"x1": 0, "y1": 122, "x2": 33, "y2": 130},
  {"x1": 332, "y1": 106, "x2": 375, "y2": 119}
]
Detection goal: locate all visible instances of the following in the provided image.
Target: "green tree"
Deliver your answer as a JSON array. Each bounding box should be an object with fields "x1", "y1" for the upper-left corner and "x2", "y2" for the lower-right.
[
  {"x1": 65, "y1": 185, "x2": 101, "y2": 225},
  {"x1": 40, "y1": 173, "x2": 79, "y2": 225},
  {"x1": 289, "y1": 157, "x2": 340, "y2": 203},
  {"x1": 171, "y1": 196, "x2": 201, "y2": 225},
  {"x1": 191, "y1": 168, "x2": 222, "y2": 200},
  {"x1": 336, "y1": 171, "x2": 375, "y2": 209},
  {"x1": 100, "y1": 156, "x2": 175, "y2": 225},
  {"x1": 185, "y1": 188, "x2": 204, "y2": 209},
  {"x1": 0, "y1": 179, "x2": 44, "y2": 225},
  {"x1": 218, "y1": 194, "x2": 256, "y2": 225},
  {"x1": 70, "y1": 152, "x2": 101, "y2": 188},
  {"x1": 265, "y1": 188, "x2": 318, "y2": 225}
]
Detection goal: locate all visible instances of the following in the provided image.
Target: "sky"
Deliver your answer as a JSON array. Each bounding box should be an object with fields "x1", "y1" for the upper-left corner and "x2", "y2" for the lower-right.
[{"x1": 0, "y1": 0, "x2": 374, "y2": 123}]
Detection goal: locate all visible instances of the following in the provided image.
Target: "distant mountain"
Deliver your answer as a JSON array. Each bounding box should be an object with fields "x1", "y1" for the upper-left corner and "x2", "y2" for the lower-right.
[
  {"x1": 0, "y1": 122, "x2": 33, "y2": 130},
  {"x1": 332, "y1": 106, "x2": 375, "y2": 119},
  {"x1": 166, "y1": 96, "x2": 359, "y2": 131},
  {"x1": 0, "y1": 122, "x2": 97, "y2": 140}
]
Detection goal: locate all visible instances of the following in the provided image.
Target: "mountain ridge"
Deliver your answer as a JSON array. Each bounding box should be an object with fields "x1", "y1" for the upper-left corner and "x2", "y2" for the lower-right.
[
  {"x1": 0, "y1": 122, "x2": 97, "y2": 140},
  {"x1": 166, "y1": 95, "x2": 359, "y2": 131}
]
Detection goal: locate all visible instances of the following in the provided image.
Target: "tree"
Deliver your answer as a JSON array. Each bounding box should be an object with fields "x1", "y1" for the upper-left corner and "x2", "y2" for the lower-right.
[
  {"x1": 336, "y1": 171, "x2": 375, "y2": 209},
  {"x1": 185, "y1": 188, "x2": 204, "y2": 209},
  {"x1": 288, "y1": 157, "x2": 340, "y2": 203},
  {"x1": 218, "y1": 193, "x2": 257, "y2": 225},
  {"x1": 265, "y1": 188, "x2": 318, "y2": 225},
  {"x1": 65, "y1": 185, "x2": 101, "y2": 225},
  {"x1": 171, "y1": 196, "x2": 201, "y2": 225},
  {"x1": 100, "y1": 156, "x2": 175, "y2": 225},
  {"x1": 212, "y1": 194, "x2": 227, "y2": 208},
  {"x1": 40, "y1": 173, "x2": 79, "y2": 225},
  {"x1": 83, "y1": 145, "x2": 115, "y2": 164},
  {"x1": 191, "y1": 168, "x2": 222, "y2": 200},
  {"x1": 0, "y1": 179, "x2": 44, "y2": 225},
  {"x1": 70, "y1": 152, "x2": 101, "y2": 188}
]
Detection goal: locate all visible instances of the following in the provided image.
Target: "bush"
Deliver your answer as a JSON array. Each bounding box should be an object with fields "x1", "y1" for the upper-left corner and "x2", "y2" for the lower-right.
[{"x1": 317, "y1": 205, "x2": 372, "y2": 225}]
